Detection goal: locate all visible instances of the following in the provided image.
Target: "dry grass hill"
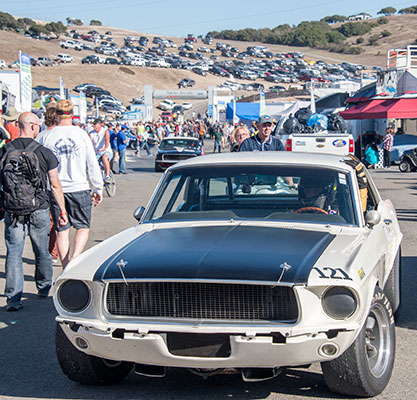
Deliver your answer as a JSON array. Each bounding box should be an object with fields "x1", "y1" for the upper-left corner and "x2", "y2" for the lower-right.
[{"x1": 0, "y1": 14, "x2": 416, "y2": 106}]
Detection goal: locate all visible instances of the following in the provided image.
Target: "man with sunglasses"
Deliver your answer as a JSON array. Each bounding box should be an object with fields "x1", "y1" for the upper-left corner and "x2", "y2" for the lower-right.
[{"x1": 0, "y1": 112, "x2": 68, "y2": 311}]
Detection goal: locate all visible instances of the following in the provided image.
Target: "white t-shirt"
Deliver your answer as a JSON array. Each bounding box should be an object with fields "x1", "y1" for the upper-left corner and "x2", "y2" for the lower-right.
[
  {"x1": 89, "y1": 127, "x2": 110, "y2": 153},
  {"x1": 37, "y1": 126, "x2": 103, "y2": 194}
]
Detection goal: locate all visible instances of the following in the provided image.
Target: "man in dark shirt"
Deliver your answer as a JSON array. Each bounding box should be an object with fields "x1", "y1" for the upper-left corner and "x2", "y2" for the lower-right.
[
  {"x1": 0, "y1": 112, "x2": 67, "y2": 311},
  {"x1": 239, "y1": 115, "x2": 284, "y2": 152}
]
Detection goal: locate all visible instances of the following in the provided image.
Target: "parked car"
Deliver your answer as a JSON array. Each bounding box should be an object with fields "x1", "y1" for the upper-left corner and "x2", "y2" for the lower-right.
[
  {"x1": 182, "y1": 102, "x2": 192, "y2": 110},
  {"x1": 74, "y1": 83, "x2": 96, "y2": 92},
  {"x1": 158, "y1": 111, "x2": 172, "y2": 123},
  {"x1": 178, "y1": 78, "x2": 195, "y2": 88},
  {"x1": 105, "y1": 57, "x2": 119, "y2": 65},
  {"x1": 56, "y1": 53, "x2": 73, "y2": 63},
  {"x1": 53, "y1": 152, "x2": 401, "y2": 398},
  {"x1": 0, "y1": 59, "x2": 6, "y2": 69},
  {"x1": 82, "y1": 55, "x2": 104, "y2": 64},
  {"x1": 158, "y1": 99, "x2": 176, "y2": 111},
  {"x1": 398, "y1": 147, "x2": 417, "y2": 172},
  {"x1": 37, "y1": 57, "x2": 55, "y2": 66},
  {"x1": 390, "y1": 134, "x2": 417, "y2": 163},
  {"x1": 85, "y1": 86, "x2": 110, "y2": 98}
]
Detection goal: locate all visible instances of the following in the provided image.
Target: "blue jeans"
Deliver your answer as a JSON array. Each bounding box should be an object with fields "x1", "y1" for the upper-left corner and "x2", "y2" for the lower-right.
[
  {"x1": 4, "y1": 208, "x2": 52, "y2": 306},
  {"x1": 214, "y1": 140, "x2": 222, "y2": 153},
  {"x1": 118, "y1": 148, "x2": 126, "y2": 173},
  {"x1": 137, "y1": 140, "x2": 151, "y2": 156}
]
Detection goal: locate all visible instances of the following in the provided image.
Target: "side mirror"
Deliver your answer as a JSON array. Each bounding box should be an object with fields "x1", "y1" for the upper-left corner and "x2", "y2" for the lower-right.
[
  {"x1": 365, "y1": 210, "x2": 381, "y2": 227},
  {"x1": 133, "y1": 206, "x2": 145, "y2": 222}
]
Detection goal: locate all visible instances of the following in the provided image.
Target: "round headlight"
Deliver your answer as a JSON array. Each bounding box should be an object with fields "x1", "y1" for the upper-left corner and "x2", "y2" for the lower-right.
[
  {"x1": 58, "y1": 280, "x2": 90, "y2": 312},
  {"x1": 322, "y1": 287, "x2": 357, "y2": 319}
]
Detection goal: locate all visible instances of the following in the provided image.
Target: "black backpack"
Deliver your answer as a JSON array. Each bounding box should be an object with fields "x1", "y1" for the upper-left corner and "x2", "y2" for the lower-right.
[{"x1": 0, "y1": 140, "x2": 45, "y2": 216}]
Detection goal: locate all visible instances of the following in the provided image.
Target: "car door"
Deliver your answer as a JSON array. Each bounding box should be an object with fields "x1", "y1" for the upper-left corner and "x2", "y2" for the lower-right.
[{"x1": 362, "y1": 172, "x2": 398, "y2": 278}]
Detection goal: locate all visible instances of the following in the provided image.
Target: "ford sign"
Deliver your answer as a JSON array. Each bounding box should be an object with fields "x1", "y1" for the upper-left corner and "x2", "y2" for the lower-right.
[{"x1": 332, "y1": 139, "x2": 346, "y2": 148}]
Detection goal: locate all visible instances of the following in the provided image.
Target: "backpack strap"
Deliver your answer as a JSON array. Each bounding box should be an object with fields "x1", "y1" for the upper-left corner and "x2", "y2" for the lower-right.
[{"x1": 24, "y1": 140, "x2": 41, "y2": 153}]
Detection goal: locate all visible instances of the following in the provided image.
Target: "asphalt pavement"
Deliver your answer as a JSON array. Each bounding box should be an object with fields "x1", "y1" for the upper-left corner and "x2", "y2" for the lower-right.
[{"x1": 0, "y1": 147, "x2": 416, "y2": 400}]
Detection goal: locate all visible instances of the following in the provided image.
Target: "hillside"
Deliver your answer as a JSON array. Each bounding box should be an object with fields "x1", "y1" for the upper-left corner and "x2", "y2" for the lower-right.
[{"x1": 0, "y1": 15, "x2": 416, "y2": 106}]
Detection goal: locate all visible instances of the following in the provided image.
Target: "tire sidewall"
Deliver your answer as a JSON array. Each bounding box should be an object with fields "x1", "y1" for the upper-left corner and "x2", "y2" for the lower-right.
[{"x1": 355, "y1": 288, "x2": 396, "y2": 394}]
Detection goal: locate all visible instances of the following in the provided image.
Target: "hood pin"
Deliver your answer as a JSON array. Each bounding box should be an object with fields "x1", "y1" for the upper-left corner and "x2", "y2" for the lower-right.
[
  {"x1": 273, "y1": 262, "x2": 292, "y2": 287},
  {"x1": 117, "y1": 259, "x2": 129, "y2": 286}
]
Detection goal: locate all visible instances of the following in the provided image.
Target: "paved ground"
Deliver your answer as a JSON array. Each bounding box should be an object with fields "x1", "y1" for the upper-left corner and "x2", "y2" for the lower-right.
[{"x1": 0, "y1": 148, "x2": 416, "y2": 400}]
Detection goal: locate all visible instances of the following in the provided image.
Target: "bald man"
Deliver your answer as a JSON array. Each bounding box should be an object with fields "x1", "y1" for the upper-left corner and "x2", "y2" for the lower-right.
[{"x1": 0, "y1": 112, "x2": 68, "y2": 311}]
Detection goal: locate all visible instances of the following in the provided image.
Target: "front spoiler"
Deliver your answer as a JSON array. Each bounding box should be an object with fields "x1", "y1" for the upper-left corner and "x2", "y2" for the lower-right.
[{"x1": 58, "y1": 321, "x2": 356, "y2": 368}]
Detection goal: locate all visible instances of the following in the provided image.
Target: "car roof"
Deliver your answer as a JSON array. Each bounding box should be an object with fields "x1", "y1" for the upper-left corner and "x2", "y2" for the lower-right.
[
  {"x1": 170, "y1": 152, "x2": 351, "y2": 171},
  {"x1": 162, "y1": 136, "x2": 199, "y2": 141}
]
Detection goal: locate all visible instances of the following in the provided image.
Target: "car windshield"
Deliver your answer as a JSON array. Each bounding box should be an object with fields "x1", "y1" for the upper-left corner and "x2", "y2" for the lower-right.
[
  {"x1": 145, "y1": 165, "x2": 357, "y2": 225},
  {"x1": 159, "y1": 139, "x2": 200, "y2": 149}
]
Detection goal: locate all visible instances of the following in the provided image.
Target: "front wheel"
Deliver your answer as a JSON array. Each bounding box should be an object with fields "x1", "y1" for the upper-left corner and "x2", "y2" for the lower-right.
[
  {"x1": 321, "y1": 287, "x2": 395, "y2": 397},
  {"x1": 55, "y1": 324, "x2": 132, "y2": 385},
  {"x1": 399, "y1": 160, "x2": 411, "y2": 172}
]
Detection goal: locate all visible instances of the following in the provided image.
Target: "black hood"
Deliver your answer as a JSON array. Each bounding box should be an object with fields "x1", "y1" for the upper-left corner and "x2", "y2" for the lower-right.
[{"x1": 93, "y1": 225, "x2": 335, "y2": 284}]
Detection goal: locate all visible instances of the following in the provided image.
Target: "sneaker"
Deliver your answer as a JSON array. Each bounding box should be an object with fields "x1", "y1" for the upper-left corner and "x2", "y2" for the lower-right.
[
  {"x1": 6, "y1": 303, "x2": 23, "y2": 312},
  {"x1": 120, "y1": 171, "x2": 128, "y2": 175},
  {"x1": 148, "y1": 154, "x2": 153, "y2": 157},
  {"x1": 52, "y1": 258, "x2": 59, "y2": 264},
  {"x1": 105, "y1": 175, "x2": 112, "y2": 184},
  {"x1": 37, "y1": 292, "x2": 49, "y2": 298}
]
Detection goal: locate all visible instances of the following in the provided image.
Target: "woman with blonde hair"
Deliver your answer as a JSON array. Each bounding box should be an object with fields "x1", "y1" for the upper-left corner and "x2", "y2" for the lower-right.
[{"x1": 230, "y1": 125, "x2": 250, "y2": 152}]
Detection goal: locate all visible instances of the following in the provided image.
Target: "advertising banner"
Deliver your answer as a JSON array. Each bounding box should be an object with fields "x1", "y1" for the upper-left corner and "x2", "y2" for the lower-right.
[{"x1": 19, "y1": 51, "x2": 32, "y2": 112}]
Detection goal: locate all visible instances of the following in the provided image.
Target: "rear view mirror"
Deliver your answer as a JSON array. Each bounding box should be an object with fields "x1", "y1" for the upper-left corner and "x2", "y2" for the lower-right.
[
  {"x1": 133, "y1": 206, "x2": 145, "y2": 222},
  {"x1": 365, "y1": 210, "x2": 381, "y2": 227}
]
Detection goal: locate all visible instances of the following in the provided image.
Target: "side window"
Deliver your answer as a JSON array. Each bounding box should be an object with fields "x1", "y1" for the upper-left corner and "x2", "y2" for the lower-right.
[{"x1": 208, "y1": 178, "x2": 228, "y2": 198}]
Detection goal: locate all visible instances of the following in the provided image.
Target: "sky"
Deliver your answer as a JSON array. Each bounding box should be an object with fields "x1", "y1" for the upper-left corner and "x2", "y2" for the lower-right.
[{"x1": 1, "y1": 0, "x2": 416, "y2": 37}]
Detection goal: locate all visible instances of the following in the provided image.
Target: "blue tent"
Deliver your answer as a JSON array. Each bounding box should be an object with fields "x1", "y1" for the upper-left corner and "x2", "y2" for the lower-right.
[{"x1": 226, "y1": 102, "x2": 260, "y2": 121}]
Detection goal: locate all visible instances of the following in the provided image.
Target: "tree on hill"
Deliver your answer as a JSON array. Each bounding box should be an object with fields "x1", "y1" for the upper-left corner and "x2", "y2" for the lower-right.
[
  {"x1": 398, "y1": 6, "x2": 417, "y2": 14},
  {"x1": 0, "y1": 12, "x2": 21, "y2": 30},
  {"x1": 377, "y1": 7, "x2": 397, "y2": 16},
  {"x1": 28, "y1": 23, "x2": 49, "y2": 36},
  {"x1": 337, "y1": 21, "x2": 372, "y2": 37},
  {"x1": 321, "y1": 15, "x2": 347, "y2": 24},
  {"x1": 17, "y1": 17, "x2": 35, "y2": 29},
  {"x1": 90, "y1": 19, "x2": 102, "y2": 26},
  {"x1": 45, "y1": 21, "x2": 67, "y2": 38}
]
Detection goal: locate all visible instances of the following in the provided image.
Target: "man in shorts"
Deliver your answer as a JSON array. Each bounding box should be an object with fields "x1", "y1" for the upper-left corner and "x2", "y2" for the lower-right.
[
  {"x1": 89, "y1": 119, "x2": 112, "y2": 182},
  {"x1": 37, "y1": 100, "x2": 103, "y2": 267}
]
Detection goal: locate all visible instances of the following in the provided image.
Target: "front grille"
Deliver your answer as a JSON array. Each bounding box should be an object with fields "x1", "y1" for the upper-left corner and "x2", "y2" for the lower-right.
[
  {"x1": 162, "y1": 154, "x2": 197, "y2": 161},
  {"x1": 106, "y1": 282, "x2": 298, "y2": 322}
]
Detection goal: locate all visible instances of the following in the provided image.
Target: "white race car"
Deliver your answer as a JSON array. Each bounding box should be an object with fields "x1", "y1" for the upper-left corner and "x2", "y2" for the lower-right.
[{"x1": 54, "y1": 152, "x2": 402, "y2": 397}]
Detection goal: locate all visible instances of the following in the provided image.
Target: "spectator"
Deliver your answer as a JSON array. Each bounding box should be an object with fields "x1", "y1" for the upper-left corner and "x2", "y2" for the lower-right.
[
  {"x1": 117, "y1": 125, "x2": 128, "y2": 174},
  {"x1": 239, "y1": 115, "x2": 284, "y2": 152},
  {"x1": 109, "y1": 124, "x2": 118, "y2": 173},
  {"x1": 37, "y1": 99, "x2": 103, "y2": 267},
  {"x1": 213, "y1": 124, "x2": 223, "y2": 153},
  {"x1": 1, "y1": 112, "x2": 67, "y2": 311},
  {"x1": 383, "y1": 126, "x2": 394, "y2": 168},
  {"x1": 41, "y1": 102, "x2": 60, "y2": 263},
  {"x1": 2, "y1": 106, "x2": 21, "y2": 141},
  {"x1": 230, "y1": 126, "x2": 250, "y2": 152},
  {"x1": 364, "y1": 142, "x2": 379, "y2": 169},
  {"x1": 89, "y1": 119, "x2": 113, "y2": 183}
]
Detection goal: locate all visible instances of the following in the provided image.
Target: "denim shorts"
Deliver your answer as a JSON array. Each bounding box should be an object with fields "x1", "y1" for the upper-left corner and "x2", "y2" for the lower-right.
[{"x1": 50, "y1": 190, "x2": 92, "y2": 232}]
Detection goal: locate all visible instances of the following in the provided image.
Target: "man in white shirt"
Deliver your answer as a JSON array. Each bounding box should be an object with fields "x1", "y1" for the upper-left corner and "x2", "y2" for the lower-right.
[
  {"x1": 37, "y1": 100, "x2": 103, "y2": 267},
  {"x1": 89, "y1": 119, "x2": 112, "y2": 182}
]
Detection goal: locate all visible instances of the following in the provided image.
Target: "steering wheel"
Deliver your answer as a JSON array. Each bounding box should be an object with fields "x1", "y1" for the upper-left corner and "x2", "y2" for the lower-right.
[{"x1": 295, "y1": 207, "x2": 328, "y2": 214}]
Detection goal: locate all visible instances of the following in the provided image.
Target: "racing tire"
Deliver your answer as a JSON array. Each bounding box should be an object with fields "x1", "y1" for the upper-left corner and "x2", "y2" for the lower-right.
[
  {"x1": 399, "y1": 160, "x2": 411, "y2": 172},
  {"x1": 321, "y1": 287, "x2": 395, "y2": 397},
  {"x1": 384, "y1": 246, "x2": 402, "y2": 320},
  {"x1": 55, "y1": 324, "x2": 132, "y2": 385}
]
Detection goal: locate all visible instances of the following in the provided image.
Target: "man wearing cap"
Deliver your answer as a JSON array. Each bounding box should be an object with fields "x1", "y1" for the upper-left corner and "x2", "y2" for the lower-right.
[
  {"x1": 2, "y1": 106, "x2": 21, "y2": 141},
  {"x1": 37, "y1": 99, "x2": 103, "y2": 267},
  {"x1": 239, "y1": 115, "x2": 284, "y2": 152},
  {"x1": 383, "y1": 125, "x2": 394, "y2": 168}
]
